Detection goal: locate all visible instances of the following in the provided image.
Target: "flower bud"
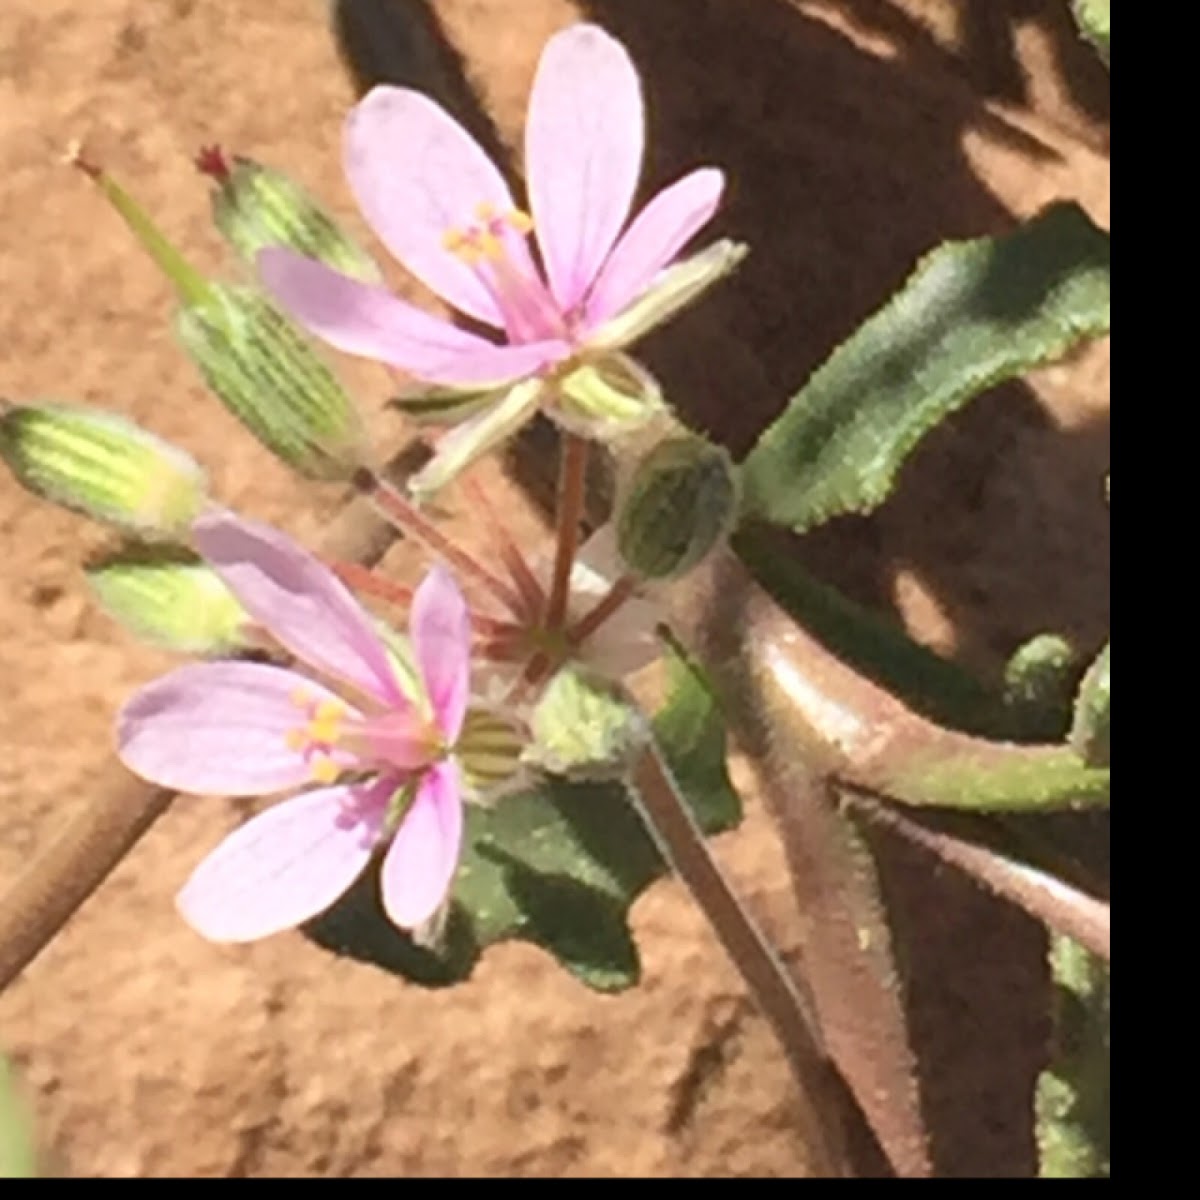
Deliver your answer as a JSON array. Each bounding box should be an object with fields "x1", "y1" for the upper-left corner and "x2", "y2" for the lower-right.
[
  {"x1": 0, "y1": 402, "x2": 207, "y2": 537},
  {"x1": 87, "y1": 548, "x2": 254, "y2": 656},
  {"x1": 197, "y1": 146, "x2": 381, "y2": 282},
  {"x1": 175, "y1": 284, "x2": 366, "y2": 481},
  {"x1": 457, "y1": 706, "x2": 529, "y2": 801},
  {"x1": 616, "y1": 434, "x2": 739, "y2": 580},
  {"x1": 527, "y1": 666, "x2": 650, "y2": 781}
]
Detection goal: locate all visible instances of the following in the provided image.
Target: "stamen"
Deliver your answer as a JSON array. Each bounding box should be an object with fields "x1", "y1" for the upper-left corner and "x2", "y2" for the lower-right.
[
  {"x1": 285, "y1": 729, "x2": 308, "y2": 752},
  {"x1": 309, "y1": 756, "x2": 341, "y2": 785},
  {"x1": 506, "y1": 209, "x2": 534, "y2": 236}
]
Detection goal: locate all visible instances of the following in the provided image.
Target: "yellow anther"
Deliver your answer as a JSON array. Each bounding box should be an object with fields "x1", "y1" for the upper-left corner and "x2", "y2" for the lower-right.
[
  {"x1": 285, "y1": 728, "x2": 308, "y2": 752},
  {"x1": 474, "y1": 201, "x2": 497, "y2": 222},
  {"x1": 289, "y1": 686, "x2": 312, "y2": 709},
  {"x1": 306, "y1": 717, "x2": 342, "y2": 747},
  {"x1": 477, "y1": 231, "x2": 503, "y2": 261},
  {"x1": 314, "y1": 699, "x2": 344, "y2": 723},
  {"x1": 506, "y1": 208, "x2": 534, "y2": 235},
  {"x1": 309, "y1": 756, "x2": 341, "y2": 785},
  {"x1": 442, "y1": 227, "x2": 468, "y2": 253}
]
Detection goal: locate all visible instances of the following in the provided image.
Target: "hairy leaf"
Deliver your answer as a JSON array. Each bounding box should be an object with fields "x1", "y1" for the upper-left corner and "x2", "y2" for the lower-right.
[
  {"x1": 1036, "y1": 935, "x2": 1110, "y2": 1177},
  {"x1": 740, "y1": 204, "x2": 1110, "y2": 531}
]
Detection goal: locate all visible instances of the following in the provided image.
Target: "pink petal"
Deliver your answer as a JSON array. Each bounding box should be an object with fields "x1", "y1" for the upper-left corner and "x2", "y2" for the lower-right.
[
  {"x1": 176, "y1": 777, "x2": 392, "y2": 942},
  {"x1": 526, "y1": 24, "x2": 644, "y2": 313},
  {"x1": 408, "y1": 337, "x2": 567, "y2": 389},
  {"x1": 258, "y1": 250, "x2": 568, "y2": 386},
  {"x1": 584, "y1": 168, "x2": 726, "y2": 326},
  {"x1": 117, "y1": 661, "x2": 360, "y2": 795},
  {"x1": 192, "y1": 510, "x2": 404, "y2": 706},
  {"x1": 345, "y1": 86, "x2": 535, "y2": 329},
  {"x1": 410, "y1": 564, "x2": 471, "y2": 741},
  {"x1": 258, "y1": 248, "x2": 494, "y2": 369},
  {"x1": 380, "y1": 760, "x2": 463, "y2": 929}
]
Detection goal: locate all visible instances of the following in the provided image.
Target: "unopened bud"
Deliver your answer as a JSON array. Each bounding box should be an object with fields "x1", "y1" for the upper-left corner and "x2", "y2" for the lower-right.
[
  {"x1": 197, "y1": 147, "x2": 381, "y2": 283},
  {"x1": 554, "y1": 352, "x2": 663, "y2": 440},
  {"x1": 616, "y1": 435, "x2": 739, "y2": 580},
  {"x1": 175, "y1": 284, "x2": 366, "y2": 481},
  {"x1": 1069, "y1": 642, "x2": 1109, "y2": 767},
  {"x1": 0, "y1": 402, "x2": 206, "y2": 537},
  {"x1": 457, "y1": 706, "x2": 528, "y2": 801},
  {"x1": 87, "y1": 548, "x2": 254, "y2": 656},
  {"x1": 527, "y1": 666, "x2": 650, "y2": 781}
]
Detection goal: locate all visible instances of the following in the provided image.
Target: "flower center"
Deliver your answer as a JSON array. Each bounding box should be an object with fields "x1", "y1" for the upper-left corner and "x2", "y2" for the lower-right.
[
  {"x1": 285, "y1": 689, "x2": 351, "y2": 784},
  {"x1": 286, "y1": 689, "x2": 444, "y2": 784},
  {"x1": 442, "y1": 203, "x2": 566, "y2": 343}
]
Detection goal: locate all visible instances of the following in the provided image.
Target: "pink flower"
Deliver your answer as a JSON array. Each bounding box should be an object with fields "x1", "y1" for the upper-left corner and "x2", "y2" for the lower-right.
[
  {"x1": 256, "y1": 23, "x2": 743, "y2": 493},
  {"x1": 117, "y1": 510, "x2": 475, "y2": 941}
]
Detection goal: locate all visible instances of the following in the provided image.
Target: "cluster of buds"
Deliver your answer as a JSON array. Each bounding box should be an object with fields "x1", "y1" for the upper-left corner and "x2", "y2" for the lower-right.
[{"x1": 2, "y1": 24, "x2": 746, "y2": 946}]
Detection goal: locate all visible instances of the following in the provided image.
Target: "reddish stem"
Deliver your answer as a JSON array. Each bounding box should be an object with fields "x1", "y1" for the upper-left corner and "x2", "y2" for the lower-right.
[
  {"x1": 358, "y1": 471, "x2": 525, "y2": 619},
  {"x1": 544, "y1": 435, "x2": 589, "y2": 632},
  {"x1": 331, "y1": 558, "x2": 520, "y2": 639},
  {"x1": 568, "y1": 574, "x2": 638, "y2": 648},
  {"x1": 462, "y1": 473, "x2": 546, "y2": 620}
]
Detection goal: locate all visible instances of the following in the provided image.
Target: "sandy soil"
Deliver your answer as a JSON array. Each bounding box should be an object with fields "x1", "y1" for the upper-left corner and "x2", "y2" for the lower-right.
[{"x1": 0, "y1": 0, "x2": 1108, "y2": 1177}]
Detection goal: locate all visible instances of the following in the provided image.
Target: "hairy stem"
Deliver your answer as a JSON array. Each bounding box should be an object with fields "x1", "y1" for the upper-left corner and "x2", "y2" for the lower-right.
[
  {"x1": 843, "y1": 791, "x2": 1110, "y2": 961},
  {"x1": 629, "y1": 743, "x2": 851, "y2": 1177}
]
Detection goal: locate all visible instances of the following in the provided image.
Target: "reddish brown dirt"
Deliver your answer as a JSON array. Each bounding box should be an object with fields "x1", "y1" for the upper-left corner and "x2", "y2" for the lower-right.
[{"x1": 0, "y1": 0, "x2": 1108, "y2": 1178}]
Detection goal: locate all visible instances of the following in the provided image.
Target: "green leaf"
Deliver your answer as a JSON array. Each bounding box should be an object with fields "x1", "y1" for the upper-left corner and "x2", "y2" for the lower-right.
[
  {"x1": 740, "y1": 203, "x2": 1110, "y2": 531},
  {"x1": 733, "y1": 526, "x2": 1007, "y2": 734},
  {"x1": 1002, "y1": 633, "x2": 1079, "y2": 742},
  {"x1": 0, "y1": 1055, "x2": 36, "y2": 1179},
  {"x1": 1070, "y1": 643, "x2": 1110, "y2": 767},
  {"x1": 1036, "y1": 935, "x2": 1110, "y2": 1177},
  {"x1": 889, "y1": 745, "x2": 1109, "y2": 813},
  {"x1": 86, "y1": 546, "x2": 253, "y2": 656},
  {"x1": 0, "y1": 402, "x2": 207, "y2": 538},
  {"x1": 1071, "y1": 0, "x2": 1110, "y2": 65},
  {"x1": 303, "y1": 644, "x2": 742, "y2": 991}
]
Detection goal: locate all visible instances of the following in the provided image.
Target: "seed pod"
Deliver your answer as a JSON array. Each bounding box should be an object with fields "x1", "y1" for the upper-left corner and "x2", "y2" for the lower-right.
[
  {"x1": 71, "y1": 152, "x2": 364, "y2": 482},
  {"x1": 1069, "y1": 643, "x2": 1110, "y2": 767},
  {"x1": 175, "y1": 284, "x2": 366, "y2": 481},
  {"x1": 0, "y1": 402, "x2": 207, "y2": 537},
  {"x1": 87, "y1": 548, "x2": 254, "y2": 656},
  {"x1": 616, "y1": 434, "x2": 739, "y2": 580},
  {"x1": 198, "y1": 147, "x2": 381, "y2": 282}
]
